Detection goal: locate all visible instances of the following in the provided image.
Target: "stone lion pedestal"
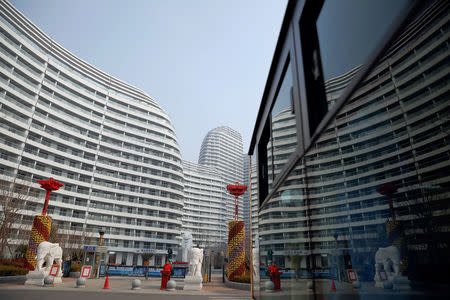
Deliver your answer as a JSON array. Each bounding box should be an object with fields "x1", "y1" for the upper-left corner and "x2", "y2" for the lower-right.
[
  {"x1": 25, "y1": 270, "x2": 47, "y2": 286},
  {"x1": 183, "y1": 275, "x2": 203, "y2": 290},
  {"x1": 25, "y1": 241, "x2": 63, "y2": 286},
  {"x1": 374, "y1": 245, "x2": 410, "y2": 290}
]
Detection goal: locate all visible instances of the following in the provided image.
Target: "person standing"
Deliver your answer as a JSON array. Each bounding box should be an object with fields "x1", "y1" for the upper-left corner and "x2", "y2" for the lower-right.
[{"x1": 163, "y1": 259, "x2": 172, "y2": 279}]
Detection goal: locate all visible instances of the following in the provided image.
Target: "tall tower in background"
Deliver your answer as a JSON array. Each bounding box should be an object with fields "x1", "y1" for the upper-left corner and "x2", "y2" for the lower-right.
[{"x1": 199, "y1": 126, "x2": 244, "y2": 223}]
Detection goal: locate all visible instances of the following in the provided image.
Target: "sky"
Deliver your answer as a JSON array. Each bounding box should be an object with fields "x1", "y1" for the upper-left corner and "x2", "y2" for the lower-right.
[{"x1": 10, "y1": 0, "x2": 287, "y2": 163}]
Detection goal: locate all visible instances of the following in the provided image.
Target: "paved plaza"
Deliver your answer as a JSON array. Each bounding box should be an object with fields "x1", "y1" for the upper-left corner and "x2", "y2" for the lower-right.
[
  {"x1": 0, "y1": 273, "x2": 251, "y2": 300},
  {"x1": 1, "y1": 275, "x2": 449, "y2": 300}
]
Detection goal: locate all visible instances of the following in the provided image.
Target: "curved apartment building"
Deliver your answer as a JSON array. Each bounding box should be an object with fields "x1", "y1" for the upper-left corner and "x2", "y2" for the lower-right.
[
  {"x1": 199, "y1": 126, "x2": 244, "y2": 223},
  {"x1": 0, "y1": 0, "x2": 184, "y2": 266},
  {"x1": 182, "y1": 160, "x2": 225, "y2": 247}
]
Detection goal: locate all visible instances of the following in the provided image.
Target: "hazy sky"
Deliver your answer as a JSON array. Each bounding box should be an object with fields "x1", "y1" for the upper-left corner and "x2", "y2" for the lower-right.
[{"x1": 10, "y1": 0, "x2": 287, "y2": 162}]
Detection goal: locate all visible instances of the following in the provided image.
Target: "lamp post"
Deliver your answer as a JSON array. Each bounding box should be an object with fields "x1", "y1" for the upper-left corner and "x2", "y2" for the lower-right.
[
  {"x1": 334, "y1": 233, "x2": 341, "y2": 282},
  {"x1": 95, "y1": 230, "x2": 105, "y2": 278}
]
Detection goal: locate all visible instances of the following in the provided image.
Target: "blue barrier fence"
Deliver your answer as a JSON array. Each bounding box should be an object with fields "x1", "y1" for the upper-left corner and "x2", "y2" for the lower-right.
[
  {"x1": 259, "y1": 268, "x2": 331, "y2": 279},
  {"x1": 105, "y1": 265, "x2": 187, "y2": 278}
]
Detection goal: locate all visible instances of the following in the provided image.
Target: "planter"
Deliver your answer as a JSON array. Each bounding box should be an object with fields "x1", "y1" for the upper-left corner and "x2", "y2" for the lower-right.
[{"x1": 224, "y1": 274, "x2": 250, "y2": 291}]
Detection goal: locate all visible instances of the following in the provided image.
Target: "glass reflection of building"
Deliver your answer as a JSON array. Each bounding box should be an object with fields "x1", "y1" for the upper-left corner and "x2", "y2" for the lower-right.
[{"x1": 250, "y1": 0, "x2": 449, "y2": 298}]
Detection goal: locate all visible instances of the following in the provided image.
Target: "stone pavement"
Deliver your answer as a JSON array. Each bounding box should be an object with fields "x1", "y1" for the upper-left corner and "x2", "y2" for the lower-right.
[{"x1": 0, "y1": 273, "x2": 251, "y2": 298}]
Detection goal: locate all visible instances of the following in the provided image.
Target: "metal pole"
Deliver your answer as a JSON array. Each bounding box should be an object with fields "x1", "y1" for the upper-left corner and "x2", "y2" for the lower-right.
[{"x1": 334, "y1": 235, "x2": 340, "y2": 282}]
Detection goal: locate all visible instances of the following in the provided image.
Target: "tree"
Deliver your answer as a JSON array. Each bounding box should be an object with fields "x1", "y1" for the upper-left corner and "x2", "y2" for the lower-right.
[
  {"x1": 48, "y1": 222, "x2": 94, "y2": 261},
  {"x1": 141, "y1": 253, "x2": 153, "y2": 266},
  {"x1": 0, "y1": 177, "x2": 31, "y2": 258}
]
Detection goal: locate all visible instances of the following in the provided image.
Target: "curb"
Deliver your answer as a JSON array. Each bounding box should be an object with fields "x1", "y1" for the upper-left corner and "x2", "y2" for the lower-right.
[
  {"x1": 0, "y1": 275, "x2": 26, "y2": 283},
  {"x1": 224, "y1": 275, "x2": 250, "y2": 291}
]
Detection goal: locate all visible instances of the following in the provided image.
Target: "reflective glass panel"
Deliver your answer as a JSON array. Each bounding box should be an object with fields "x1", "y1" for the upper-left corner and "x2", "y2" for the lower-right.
[
  {"x1": 266, "y1": 63, "x2": 296, "y2": 193},
  {"x1": 256, "y1": 1, "x2": 449, "y2": 298},
  {"x1": 317, "y1": 0, "x2": 409, "y2": 109}
]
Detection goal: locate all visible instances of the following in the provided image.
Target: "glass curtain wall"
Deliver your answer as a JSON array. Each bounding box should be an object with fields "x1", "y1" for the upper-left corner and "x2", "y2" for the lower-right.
[{"x1": 252, "y1": 0, "x2": 449, "y2": 298}]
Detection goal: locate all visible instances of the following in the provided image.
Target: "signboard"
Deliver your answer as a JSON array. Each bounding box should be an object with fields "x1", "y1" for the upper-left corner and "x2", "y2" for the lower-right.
[
  {"x1": 83, "y1": 245, "x2": 97, "y2": 252},
  {"x1": 49, "y1": 265, "x2": 60, "y2": 277},
  {"x1": 136, "y1": 248, "x2": 169, "y2": 254},
  {"x1": 96, "y1": 246, "x2": 108, "y2": 253},
  {"x1": 81, "y1": 266, "x2": 92, "y2": 278},
  {"x1": 347, "y1": 269, "x2": 358, "y2": 282},
  {"x1": 99, "y1": 264, "x2": 106, "y2": 276},
  {"x1": 284, "y1": 250, "x2": 307, "y2": 255}
]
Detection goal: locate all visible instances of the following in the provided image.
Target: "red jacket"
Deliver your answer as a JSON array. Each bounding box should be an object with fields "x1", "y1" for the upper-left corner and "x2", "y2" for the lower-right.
[
  {"x1": 269, "y1": 265, "x2": 279, "y2": 274},
  {"x1": 163, "y1": 263, "x2": 172, "y2": 272}
]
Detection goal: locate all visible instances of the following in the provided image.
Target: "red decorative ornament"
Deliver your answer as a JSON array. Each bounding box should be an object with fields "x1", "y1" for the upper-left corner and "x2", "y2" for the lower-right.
[
  {"x1": 226, "y1": 182, "x2": 248, "y2": 220},
  {"x1": 377, "y1": 183, "x2": 398, "y2": 221},
  {"x1": 37, "y1": 177, "x2": 64, "y2": 215}
]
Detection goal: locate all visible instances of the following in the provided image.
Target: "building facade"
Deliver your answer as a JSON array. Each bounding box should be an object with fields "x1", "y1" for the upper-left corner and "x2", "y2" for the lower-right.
[
  {"x1": 0, "y1": 0, "x2": 184, "y2": 266},
  {"x1": 181, "y1": 160, "x2": 224, "y2": 247},
  {"x1": 199, "y1": 126, "x2": 244, "y2": 223},
  {"x1": 249, "y1": 0, "x2": 449, "y2": 298}
]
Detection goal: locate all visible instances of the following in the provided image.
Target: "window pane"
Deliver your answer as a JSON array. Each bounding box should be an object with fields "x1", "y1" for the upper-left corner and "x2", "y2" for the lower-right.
[
  {"x1": 266, "y1": 63, "x2": 296, "y2": 193},
  {"x1": 317, "y1": 0, "x2": 409, "y2": 109}
]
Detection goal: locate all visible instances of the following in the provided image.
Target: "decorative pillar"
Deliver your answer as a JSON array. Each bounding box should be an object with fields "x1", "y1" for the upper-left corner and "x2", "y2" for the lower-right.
[
  {"x1": 227, "y1": 220, "x2": 246, "y2": 280},
  {"x1": 226, "y1": 182, "x2": 247, "y2": 281},
  {"x1": 24, "y1": 178, "x2": 63, "y2": 270}
]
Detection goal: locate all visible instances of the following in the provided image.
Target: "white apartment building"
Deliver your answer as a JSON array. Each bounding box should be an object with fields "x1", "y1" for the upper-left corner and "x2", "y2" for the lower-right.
[
  {"x1": 0, "y1": 0, "x2": 184, "y2": 266},
  {"x1": 181, "y1": 160, "x2": 225, "y2": 247},
  {"x1": 199, "y1": 126, "x2": 244, "y2": 223}
]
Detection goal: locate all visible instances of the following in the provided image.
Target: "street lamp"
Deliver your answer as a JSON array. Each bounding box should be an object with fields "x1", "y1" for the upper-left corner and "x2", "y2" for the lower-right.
[
  {"x1": 334, "y1": 233, "x2": 341, "y2": 282},
  {"x1": 95, "y1": 230, "x2": 105, "y2": 278}
]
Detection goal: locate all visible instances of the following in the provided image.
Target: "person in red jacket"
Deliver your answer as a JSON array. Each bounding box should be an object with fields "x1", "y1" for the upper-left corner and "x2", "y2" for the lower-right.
[
  {"x1": 163, "y1": 259, "x2": 172, "y2": 279},
  {"x1": 269, "y1": 261, "x2": 279, "y2": 278}
]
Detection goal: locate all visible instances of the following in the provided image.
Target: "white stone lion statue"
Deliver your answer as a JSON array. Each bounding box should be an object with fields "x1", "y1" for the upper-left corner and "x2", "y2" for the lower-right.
[
  {"x1": 36, "y1": 241, "x2": 63, "y2": 272},
  {"x1": 187, "y1": 247, "x2": 203, "y2": 278},
  {"x1": 374, "y1": 245, "x2": 400, "y2": 282}
]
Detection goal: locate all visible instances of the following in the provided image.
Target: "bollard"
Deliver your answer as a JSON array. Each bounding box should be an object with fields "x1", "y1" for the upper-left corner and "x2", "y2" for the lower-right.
[
  {"x1": 43, "y1": 276, "x2": 54, "y2": 287},
  {"x1": 265, "y1": 280, "x2": 274, "y2": 292},
  {"x1": 352, "y1": 281, "x2": 362, "y2": 289},
  {"x1": 383, "y1": 280, "x2": 393, "y2": 289},
  {"x1": 167, "y1": 279, "x2": 176, "y2": 291},
  {"x1": 131, "y1": 279, "x2": 142, "y2": 290},
  {"x1": 306, "y1": 281, "x2": 313, "y2": 290},
  {"x1": 76, "y1": 277, "x2": 86, "y2": 288}
]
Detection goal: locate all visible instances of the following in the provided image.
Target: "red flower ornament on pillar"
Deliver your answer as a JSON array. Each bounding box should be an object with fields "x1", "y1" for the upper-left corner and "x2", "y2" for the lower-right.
[{"x1": 37, "y1": 177, "x2": 64, "y2": 215}]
